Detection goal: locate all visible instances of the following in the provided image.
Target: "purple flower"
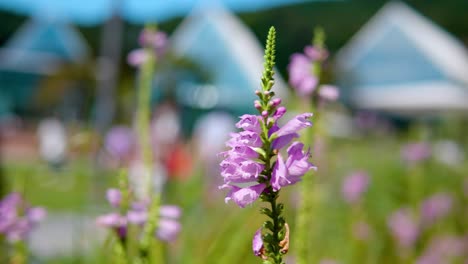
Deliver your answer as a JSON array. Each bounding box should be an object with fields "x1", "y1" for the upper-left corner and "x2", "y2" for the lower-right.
[
  {"x1": 139, "y1": 29, "x2": 168, "y2": 55},
  {"x1": 420, "y1": 193, "x2": 452, "y2": 226},
  {"x1": 96, "y1": 213, "x2": 127, "y2": 228},
  {"x1": 219, "y1": 95, "x2": 314, "y2": 206},
  {"x1": 96, "y1": 201, "x2": 182, "y2": 242},
  {"x1": 127, "y1": 49, "x2": 149, "y2": 67},
  {"x1": 417, "y1": 235, "x2": 466, "y2": 264},
  {"x1": 274, "y1": 113, "x2": 313, "y2": 138},
  {"x1": 304, "y1": 45, "x2": 328, "y2": 61},
  {"x1": 156, "y1": 218, "x2": 181, "y2": 242},
  {"x1": 236, "y1": 115, "x2": 262, "y2": 133},
  {"x1": 26, "y1": 207, "x2": 46, "y2": 223},
  {"x1": 0, "y1": 193, "x2": 46, "y2": 242},
  {"x1": 341, "y1": 171, "x2": 370, "y2": 204},
  {"x1": 388, "y1": 208, "x2": 419, "y2": 248},
  {"x1": 288, "y1": 53, "x2": 318, "y2": 96},
  {"x1": 159, "y1": 205, "x2": 182, "y2": 219},
  {"x1": 401, "y1": 142, "x2": 431, "y2": 163},
  {"x1": 221, "y1": 184, "x2": 266, "y2": 208},
  {"x1": 226, "y1": 131, "x2": 262, "y2": 148},
  {"x1": 271, "y1": 143, "x2": 316, "y2": 191},
  {"x1": 104, "y1": 126, "x2": 135, "y2": 162},
  {"x1": 253, "y1": 228, "x2": 265, "y2": 257},
  {"x1": 288, "y1": 45, "x2": 333, "y2": 97},
  {"x1": 127, "y1": 210, "x2": 148, "y2": 225}
]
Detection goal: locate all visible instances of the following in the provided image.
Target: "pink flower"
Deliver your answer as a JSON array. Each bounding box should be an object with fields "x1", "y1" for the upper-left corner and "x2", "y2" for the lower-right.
[
  {"x1": 342, "y1": 171, "x2": 370, "y2": 204},
  {"x1": 420, "y1": 193, "x2": 452, "y2": 226},
  {"x1": 252, "y1": 228, "x2": 265, "y2": 257},
  {"x1": 401, "y1": 142, "x2": 431, "y2": 163},
  {"x1": 388, "y1": 208, "x2": 419, "y2": 248},
  {"x1": 271, "y1": 143, "x2": 316, "y2": 191},
  {"x1": 221, "y1": 184, "x2": 266, "y2": 208}
]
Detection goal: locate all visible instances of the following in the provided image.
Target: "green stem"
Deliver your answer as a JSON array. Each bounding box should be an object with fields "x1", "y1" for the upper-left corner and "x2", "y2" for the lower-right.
[
  {"x1": 135, "y1": 25, "x2": 162, "y2": 262},
  {"x1": 10, "y1": 241, "x2": 26, "y2": 264},
  {"x1": 261, "y1": 189, "x2": 285, "y2": 264}
]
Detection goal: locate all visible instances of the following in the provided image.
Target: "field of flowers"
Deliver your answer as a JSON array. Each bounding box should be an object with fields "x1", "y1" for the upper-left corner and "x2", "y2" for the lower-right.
[{"x1": 1, "y1": 25, "x2": 467, "y2": 264}]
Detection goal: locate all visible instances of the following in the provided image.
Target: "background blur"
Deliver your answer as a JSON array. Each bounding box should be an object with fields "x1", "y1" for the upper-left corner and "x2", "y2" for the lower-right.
[{"x1": 0, "y1": 0, "x2": 467, "y2": 263}]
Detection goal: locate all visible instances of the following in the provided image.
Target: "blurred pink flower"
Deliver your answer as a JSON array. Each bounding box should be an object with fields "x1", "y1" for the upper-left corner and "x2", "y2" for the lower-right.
[
  {"x1": 104, "y1": 126, "x2": 135, "y2": 162},
  {"x1": 401, "y1": 142, "x2": 431, "y2": 163},
  {"x1": 288, "y1": 53, "x2": 318, "y2": 96},
  {"x1": 417, "y1": 235, "x2": 467, "y2": 264},
  {"x1": 420, "y1": 193, "x2": 452, "y2": 226},
  {"x1": 127, "y1": 49, "x2": 149, "y2": 67},
  {"x1": 388, "y1": 208, "x2": 419, "y2": 248},
  {"x1": 342, "y1": 171, "x2": 370, "y2": 204},
  {"x1": 0, "y1": 192, "x2": 46, "y2": 243}
]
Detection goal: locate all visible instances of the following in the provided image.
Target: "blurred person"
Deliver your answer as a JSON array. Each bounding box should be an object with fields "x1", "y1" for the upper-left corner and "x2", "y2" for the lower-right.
[{"x1": 37, "y1": 117, "x2": 68, "y2": 168}]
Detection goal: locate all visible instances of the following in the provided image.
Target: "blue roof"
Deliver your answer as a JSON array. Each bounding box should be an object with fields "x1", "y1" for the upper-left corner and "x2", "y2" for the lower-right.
[
  {"x1": 0, "y1": 18, "x2": 89, "y2": 115},
  {"x1": 2, "y1": 18, "x2": 88, "y2": 64},
  {"x1": 170, "y1": 7, "x2": 287, "y2": 112},
  {"x1": 351, "y1": 25, "x2": 446, "y2": 88},
  {"x1": 335, "y1": 2, "x2": 468, "y2": 111}
]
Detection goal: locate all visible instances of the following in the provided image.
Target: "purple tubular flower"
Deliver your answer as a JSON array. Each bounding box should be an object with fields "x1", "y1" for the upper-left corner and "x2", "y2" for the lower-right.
[
  {"x1": 106, "y1": 189, "x2": 122, "y2": 208},
  {"x1": 104, "y1": 126, "x2": 135, "y2": 161},
  {"x1": 222, "y1": 184, "x2": 266, "y2": 208},
  {"x1": 341, "y1": 171, "x2": 370, "y2": 204},
  {"x1": 253, "y1": 228, "x2": 264, "y2": 257},
  {"x1": 285, "y1": 142, "x2": 316, "y2": 176},
  {"x1": 388, "y1": 208, "x2": 419, "y2": 248},
  {"x1": 420, "y1": 193, "x2": 452, "y2": 226},
  {"x1": 236, "y1": 115, "x2": 262, "y2": 133},
  {"x1": 401, "y1": 142, "x2": 431, "y2": 163},
  {"x1": 274, "y1": 113, "x2": 313, "y2": 138},
  {"x1": 272, "y1": 106, "x2": 287, "y2": 121},
  {"x1": 226, "y1": 131, "x2": 262, "y2": 148},
  {"x1": 271, "y1": 143, "x2": 316, "y2": 191}
]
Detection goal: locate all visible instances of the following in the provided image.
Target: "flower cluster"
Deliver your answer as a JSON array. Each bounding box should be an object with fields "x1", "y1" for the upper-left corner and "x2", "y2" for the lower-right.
[
  {"x1": 0, "y1": 192, "x2": 46, "y2": 243},
  {"x1": 287, "y1": 29, "x2": 339, "y2": 101},
  {"x1": 388, "y1": 208, "x2": 419, "y2": 248},
  {"x1": 401, "y1": 142, "x2": 431, "y2": 164},
  {"x1": 219, "y1": 112, "x2": 316, "y2": 208},
  {"x1": 128, "y1": 27, "x2": 168, "y2": 67},
  {"x1": 219, "y1": 27, "x2": 315, "y2": 263},
  {"x1": 96, "y1": 189, "x2": 181, "y2": 242}
]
